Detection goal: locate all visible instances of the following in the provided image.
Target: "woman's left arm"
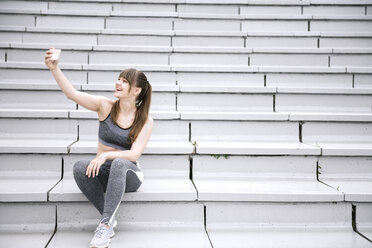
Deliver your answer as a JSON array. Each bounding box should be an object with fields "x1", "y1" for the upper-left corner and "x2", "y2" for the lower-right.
[{"x1": 103, "y1": 116, "x2": 154, "y2": 162}]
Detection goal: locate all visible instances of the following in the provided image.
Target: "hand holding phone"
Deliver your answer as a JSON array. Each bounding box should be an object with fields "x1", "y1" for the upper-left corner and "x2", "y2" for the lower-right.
[
  {"x1": 44, "y1": 47, "x2": 61, "y2": 71},
  {"x1": 50, "y1": 48, "x2": 61, "y2": 60}
]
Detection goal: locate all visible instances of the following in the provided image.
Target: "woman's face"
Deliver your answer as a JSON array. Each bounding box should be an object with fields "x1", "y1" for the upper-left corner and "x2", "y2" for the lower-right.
[
  {"x1": 114, "y1": 77, "x2": 130, "y2": 97},
  {"x1": 114, "y1": 77, "x2": 141, "y2": 100}
]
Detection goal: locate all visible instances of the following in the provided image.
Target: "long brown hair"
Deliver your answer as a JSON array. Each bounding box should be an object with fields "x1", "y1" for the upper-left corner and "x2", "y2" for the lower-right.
[{"x1": 110, "y1": 68, "x2": 152, "y2": 144}]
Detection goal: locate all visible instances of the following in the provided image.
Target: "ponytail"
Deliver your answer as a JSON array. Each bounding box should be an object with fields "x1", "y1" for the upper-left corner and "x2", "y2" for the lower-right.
[{"x1": 129, "y1": 80, "x2": 151, "y2": 144}]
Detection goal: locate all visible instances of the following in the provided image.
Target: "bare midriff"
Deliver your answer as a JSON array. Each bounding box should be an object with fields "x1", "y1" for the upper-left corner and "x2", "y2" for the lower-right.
[{"x1": 97, "y1": 141, "x2": 123, "y2": 158}]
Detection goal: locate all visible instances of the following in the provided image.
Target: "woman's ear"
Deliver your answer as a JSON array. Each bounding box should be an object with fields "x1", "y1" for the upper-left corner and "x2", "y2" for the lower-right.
[{"x1": 134, "y1": 87, "x2": 142, "y2": 97}]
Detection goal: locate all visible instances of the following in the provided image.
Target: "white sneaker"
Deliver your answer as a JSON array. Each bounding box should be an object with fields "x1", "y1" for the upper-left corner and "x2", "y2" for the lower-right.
[{"x1": 89, "y1": 224, "x2": 113, "y2": 248}]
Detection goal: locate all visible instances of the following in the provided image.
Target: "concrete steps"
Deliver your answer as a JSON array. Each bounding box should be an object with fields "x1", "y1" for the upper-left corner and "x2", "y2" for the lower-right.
[
  {"x1": 205, "y1": 202, "x2": 372, "y2": 248},
  {"x1": 1, "y1": 65, "x2": 371, "y2": 88},
  {"x1": 49, "y1": 202, "x2": 211, "y2": 248},
  {"x1": 2, "y1": 27, "x2": 372, "y2": 49},
  {"x1": 0, "y1": 202, "x2": 56, "y2": 248},
  {"x1": 2, "y1": 82, "x2": 372, "y2": 111},
  {"x1": 2, "y1": 44, "x2": 372, "y2": 67},
  {"x1": 0, "y1": 0, "x2": 371, "y2": 247}
]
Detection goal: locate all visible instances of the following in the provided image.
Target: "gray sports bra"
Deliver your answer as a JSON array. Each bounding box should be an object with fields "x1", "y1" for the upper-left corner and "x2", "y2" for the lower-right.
[
  {"x1": 98, "y1": 112, "x2": 143, "y2": 182},
  {"x1": 98, "y1": 112, "x2": 132, "y2": 151}
]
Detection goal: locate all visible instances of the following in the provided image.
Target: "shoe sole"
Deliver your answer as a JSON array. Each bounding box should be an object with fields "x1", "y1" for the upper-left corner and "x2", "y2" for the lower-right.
[
  {"x1": 89, "y1": 240, "x2": 110, "y2": 248},
  {"x1": 89, "y1": 236, "x2": 111, "y2": 248}
]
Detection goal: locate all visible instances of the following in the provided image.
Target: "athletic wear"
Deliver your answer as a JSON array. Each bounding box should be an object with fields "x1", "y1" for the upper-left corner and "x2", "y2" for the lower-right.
[
  {"x1": 73, "y1": 110, "x2": 145, "y2": 245},
  {"x1": 90, "y1": 224, "x2": 113, "y2": 248},
  {"x1": 98, "y1": 112, "x2": 144, "y2": 182},
  {"x1": 73, "y1": 158, "x2": 143, "y2": 243},
  {"x1": 98, "y1": 112, "x2": 132, "y2": 151}
]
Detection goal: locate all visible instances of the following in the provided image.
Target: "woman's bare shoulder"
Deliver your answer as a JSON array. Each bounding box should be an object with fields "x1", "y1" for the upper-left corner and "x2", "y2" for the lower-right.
[{"x1": 98, "y1": 97, "x2": 115, "y2": 121}]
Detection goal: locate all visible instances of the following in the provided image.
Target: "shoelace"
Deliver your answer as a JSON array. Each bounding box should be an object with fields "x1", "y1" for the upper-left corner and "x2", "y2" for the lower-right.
[{"x1": 94, "y1": 225, "x2": 107, "y2": 238}]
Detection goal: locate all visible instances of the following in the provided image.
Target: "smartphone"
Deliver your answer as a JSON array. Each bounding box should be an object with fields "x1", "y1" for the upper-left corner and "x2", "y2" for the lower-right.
[{"x1": 50, "y1": 49, "x2": 61, "y2": 60}]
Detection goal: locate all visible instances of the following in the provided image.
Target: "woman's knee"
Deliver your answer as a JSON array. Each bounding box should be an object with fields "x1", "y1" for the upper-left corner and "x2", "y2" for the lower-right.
[
  {"x1": 111, "y1": 158, "x2": 133, "y2": 171},
  {"x1": 73, "y1": 159, "x2": 90, "y2": 177}
]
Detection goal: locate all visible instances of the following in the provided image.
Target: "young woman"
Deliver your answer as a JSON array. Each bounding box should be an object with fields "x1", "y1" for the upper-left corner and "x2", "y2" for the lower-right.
[{"x1": 44, "y1": 47, "x2": 154, "y2": 248}]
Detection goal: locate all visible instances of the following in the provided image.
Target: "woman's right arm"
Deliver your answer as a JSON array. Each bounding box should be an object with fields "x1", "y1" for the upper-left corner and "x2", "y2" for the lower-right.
[
  {"x1": 50, "y1": 66, "x2": 76, "y2": 100},
  {"x1": 45, "y1": 47, "x2": 105, "y2": 112}
]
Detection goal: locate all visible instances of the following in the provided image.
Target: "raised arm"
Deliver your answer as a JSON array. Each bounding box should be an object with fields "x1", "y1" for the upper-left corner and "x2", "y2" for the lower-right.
[{"x1": 45, "y1": 47, "x2": 105, "y2": 112}]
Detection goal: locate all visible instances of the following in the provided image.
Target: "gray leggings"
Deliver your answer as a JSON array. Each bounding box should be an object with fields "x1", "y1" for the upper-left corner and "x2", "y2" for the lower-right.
[{"x1": 73, "y1": 158, "x2": 143, "y2": 226}]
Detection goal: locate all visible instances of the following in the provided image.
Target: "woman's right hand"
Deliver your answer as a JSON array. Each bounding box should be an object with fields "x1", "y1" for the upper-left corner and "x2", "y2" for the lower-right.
[{"x1": 44, "y1": 47, "x2": 59, "y2": 71}]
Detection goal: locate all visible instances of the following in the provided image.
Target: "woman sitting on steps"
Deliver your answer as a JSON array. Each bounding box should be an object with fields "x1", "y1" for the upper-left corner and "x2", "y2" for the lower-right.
[{"x1": 44, "y1": 47, "x2": 154, "y2": 248}]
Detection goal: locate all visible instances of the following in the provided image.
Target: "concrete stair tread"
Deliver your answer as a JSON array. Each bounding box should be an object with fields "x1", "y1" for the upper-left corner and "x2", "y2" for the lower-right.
[
  {"x1": 3, "y1": 62, "x2": 372, "y2": 73},
  {"x1": 180, "y1": 85, "x2": 372, "y2": 94},
  {"x1": 0, "y1": 0, "x2": 368, "y2": 6},
  {"x1": 49, "y1": 177, "x2": 197, "y2": 201},
  {"x1": 287, "y1": 112, "x2": 372, "y2": 122},
  {"x1": 320, "y1": 179, "x2": 372, "y2": 202},
  {"x1": 182, "y1": 111, "x2": 372, "y2": 122},
  {"x1": 206, "y1": 229, "x2": 372, "y2": 248},
  {"x1": 0, "y1": 82, "x2": 81, "y2": 90},
  {"x1": 8, "y1": 42, "x2": 93, "y2": 50},
  {"x1": 309, "y1": 0, "x2": 372, "y2": 5},
  {"x1": 175, "y1": 65, "x2": 350, "y2": 73},
  {"x1": 6, "y1": 42, "x2": 372, "y2": 54},
  {"x1": 1, "y1": 108, "x2": 372, "y2": 122},
  {"x1": 193, "y1": 179, "x2": 343, "y2": 202},
  {"x1": 305, "y1": 142, "x2": 372, "y2": 156},
  {"x1": 81, "y1": 83, "x2": 179, "y2": 92},
  {"x1": 69, "y1": 140, "x2": 194, "y2": 154},
  {"x1": 0, "y1": 232, "x2": 53, "y2": 248},
  {"x1": 1, "y1": 131, "x2": 370, "y2": 157},
  {"x1": 0, "y1": 139, "x2": 74, "y2": 153},
  {"x1": 3, "y1": 7, "x2": 372, "y2": 20},
  {"x1": 3, "y1": 82, "x2": 372, "y2": 94},
  {"x1": 69, "y1": 109, "x2": 180, "y2": 120},
  {"x1": 205, "y1": 201, "x2": 372, "y2": 247},
  {"x1": 0, "y1": 176, "x2": 60, "y2": 202},
  {"x1": 0, "y1": 203, "x2": 55, "y2": 247},
  {"x1": 51, "y1": 202, "x2": 209, "y2": 247},
  {"x1": 0, "y1": 108, "x2": 70, "y2": 118},
  {"x1": 194, "y1": 141, "x2": 321, "y2": 155},
  {"x1": 110, "y1": 10, "x2": 178, "y2": 18},
  {"x1": 2, "y1": 25, "x2": 372, "y2": 37},
  {"x1": 0, "y1": 108, "x2": 179, "y2": 120},
  {"x1": 49, "y1": 229, "x2": 212, "y2": 248}
]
